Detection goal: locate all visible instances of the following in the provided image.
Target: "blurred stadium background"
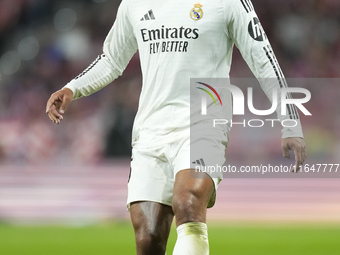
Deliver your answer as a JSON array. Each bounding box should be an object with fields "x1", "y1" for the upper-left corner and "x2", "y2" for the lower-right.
[{"x1": 0, "y1": 0, "x2": 340, "y2": 254}]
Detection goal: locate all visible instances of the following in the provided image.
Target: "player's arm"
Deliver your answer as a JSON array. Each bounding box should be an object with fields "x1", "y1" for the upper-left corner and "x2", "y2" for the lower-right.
[
  {"x1": 46, "y1": 0, "x2": 137, "y2": 123},
  {"x1": 225, "y1": 0, "x2": 306, "y2": 171}
]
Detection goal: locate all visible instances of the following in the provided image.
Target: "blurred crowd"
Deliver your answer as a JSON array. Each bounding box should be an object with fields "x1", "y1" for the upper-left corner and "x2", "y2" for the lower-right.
[{"x1": 0, "y1": 0, "x2": 339, "y2": 165}]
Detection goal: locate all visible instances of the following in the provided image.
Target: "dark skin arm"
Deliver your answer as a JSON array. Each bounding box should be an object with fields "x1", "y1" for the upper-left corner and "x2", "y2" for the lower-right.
[{"x1": 281, "y1": 137, "x2": 307, "y2": 172}]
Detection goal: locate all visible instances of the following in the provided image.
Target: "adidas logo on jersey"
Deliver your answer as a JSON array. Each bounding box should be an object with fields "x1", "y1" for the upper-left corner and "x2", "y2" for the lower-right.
[
  {"x1": 140, "y1": 10, "x2": 155, "y2": 21},
  {"x1": 192, "y1": 158, "x2": 206, "y2": 166}
]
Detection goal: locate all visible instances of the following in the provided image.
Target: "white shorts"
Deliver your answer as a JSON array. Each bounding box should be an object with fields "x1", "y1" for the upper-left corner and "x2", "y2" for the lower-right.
[{"x1": 127, "y1": 128, "x2": 228, "y2": 210}]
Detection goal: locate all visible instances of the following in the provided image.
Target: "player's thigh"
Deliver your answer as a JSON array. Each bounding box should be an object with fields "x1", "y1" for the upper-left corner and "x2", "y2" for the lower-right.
[
  {"x1": 172, "y1": 169, "x2": 214, "y2": 226},
  {"x1": 171, "y1": 128, "x2": 227, "y2": 209},
  {"x1": 173, "y1": 169, "x2": 215, "y2": 205},
  {"x1": 130, "y1": 201, "x2": 174, "y2": 240}
]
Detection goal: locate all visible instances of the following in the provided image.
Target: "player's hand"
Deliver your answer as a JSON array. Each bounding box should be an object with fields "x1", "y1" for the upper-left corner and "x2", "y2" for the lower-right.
[
  {"x1": 281, "y1": 137, "x2": 307, "y2": 173},
  {"x1": 46, "y1": 88, "x2": 73, "y2": 124}
]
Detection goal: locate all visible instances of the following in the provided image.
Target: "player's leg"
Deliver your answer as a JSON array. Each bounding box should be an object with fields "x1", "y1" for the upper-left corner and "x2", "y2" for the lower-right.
[
  {"x1": 128, "y1": 143, "x2": 176, "y2": 254},
  {"x1": 171, "y1": 169, "x2": 214, "y2": 255},
  {"x1": 130, "y1": 201, "x2": 174, "y2": 255},
  {"x1": 172, "y1": 169, "x2": 214, "y2": 226}
]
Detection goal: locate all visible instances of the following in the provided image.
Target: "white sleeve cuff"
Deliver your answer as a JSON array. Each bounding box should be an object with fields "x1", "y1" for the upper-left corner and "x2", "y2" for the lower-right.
[{"x1": 281, "y1": 119, "x2": 304, "y2": 139}]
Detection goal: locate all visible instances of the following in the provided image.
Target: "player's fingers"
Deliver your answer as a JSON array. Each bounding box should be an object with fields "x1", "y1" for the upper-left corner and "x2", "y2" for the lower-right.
[
  {"x1": 47, "y1": 105, "x2": 63, "y2": 122},
  {"x1": 59, "y1": 88, "x2": 73, "y2": 114},
  {"x1": 296, "y1": 140, "x2": 307, "y2": 172},
  {"x1": 46, "y1": 94, "x2": 59, "y2": 113},
  {"x1": 47, "y1": 107, "x2": 58, "y2": 122},
  {"x1": 292, "y1": 147, "x2": 303, "y2": 173},
  {"x1": 59, "y1": 96, "x2": 70, "y2": 114},
  {"x1": 48, "y1": 112, "x2": 59, "y2": 124},
  {"x1": 301, "y1": 142, "x2": 307, "y2": 163},
  {"x1": 281, "y1": 145, "x2": 290, "y2": 159},
  {"x1": 302, "y1": 148, "x2": 307, "y2": 163},
  {"x1": 50, "y1": 105, "x2": 63, "y2": 119}
]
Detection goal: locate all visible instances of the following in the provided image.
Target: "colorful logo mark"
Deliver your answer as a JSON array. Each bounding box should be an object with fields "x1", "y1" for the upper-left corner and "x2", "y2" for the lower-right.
[
  {"x1": 190, "y1": 3, "x2": 203, "y2": 21},
  {"x1": 196, "y1": 82, "x2": 223, "y2": 106}
]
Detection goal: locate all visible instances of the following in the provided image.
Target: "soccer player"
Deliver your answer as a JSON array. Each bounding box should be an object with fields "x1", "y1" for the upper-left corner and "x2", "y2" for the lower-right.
[{"x1": 46, "y1": 0, "x2": 307, "y2": 254}]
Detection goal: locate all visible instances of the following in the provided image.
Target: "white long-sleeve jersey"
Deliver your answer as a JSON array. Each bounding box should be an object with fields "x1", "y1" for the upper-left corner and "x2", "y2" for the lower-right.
[{"x1": 64, "y1": 0, "x2": 303, "y2": 146}]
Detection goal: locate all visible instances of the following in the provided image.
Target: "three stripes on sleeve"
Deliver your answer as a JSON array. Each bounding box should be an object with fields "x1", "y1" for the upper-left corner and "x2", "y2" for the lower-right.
[
  {"x1": 239, "y1": 0, "x2": 299, "y2": 120},
  {"x1": 263, "y1": 45, "x2": 300, "y2": 120}
]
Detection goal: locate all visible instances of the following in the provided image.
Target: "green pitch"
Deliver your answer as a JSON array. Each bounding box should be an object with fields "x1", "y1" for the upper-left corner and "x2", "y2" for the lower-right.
[{"x1": 1, "y1": 222, "x2": 339, "y2": 255}]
